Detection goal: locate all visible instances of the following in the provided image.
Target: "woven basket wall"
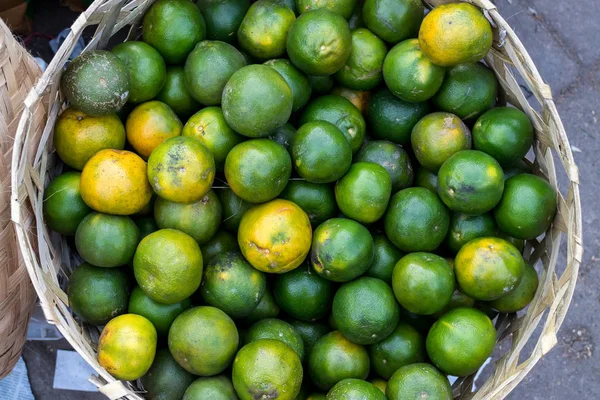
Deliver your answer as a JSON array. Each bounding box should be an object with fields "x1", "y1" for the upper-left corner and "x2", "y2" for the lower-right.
[
  {"x1": 0, "y1": 19, "x2": 45, "y2": 379},
  {"x1": 10, "y1": 0, "x2": 584, "y2": 398}
]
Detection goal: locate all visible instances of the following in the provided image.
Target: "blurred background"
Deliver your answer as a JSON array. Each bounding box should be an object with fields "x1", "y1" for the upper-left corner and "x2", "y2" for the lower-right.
[{"x1": 1, "y1": 0, "x2": 596, "y2": 398}]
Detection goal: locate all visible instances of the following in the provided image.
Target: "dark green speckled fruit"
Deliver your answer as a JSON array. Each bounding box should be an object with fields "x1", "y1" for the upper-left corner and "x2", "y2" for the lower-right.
[{"x1": 61, "y1": 50, "x2": 130, "y2": 116}]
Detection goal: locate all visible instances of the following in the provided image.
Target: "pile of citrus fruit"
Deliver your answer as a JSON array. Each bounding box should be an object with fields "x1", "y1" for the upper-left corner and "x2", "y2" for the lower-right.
[{"x1": 45, "y1": 0, "x2": 557, "y2": 398}]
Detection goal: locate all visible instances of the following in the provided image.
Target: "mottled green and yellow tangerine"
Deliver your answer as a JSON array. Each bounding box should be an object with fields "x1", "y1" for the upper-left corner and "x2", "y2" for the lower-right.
[
  {"x1": 53, "y1": 107, "x2": 125, "y2": 170},
  {"x1": 286, "y1": 9, "x2": 352, "y2": 76},
  {"x1": 238, "y1": 199, "x2": 312, "y2": 273},
  {"x1": 383, "y1": 39, "x2": 446, "y2": 103},
  {"x1": 391, "y1": 252, "x2": 455, "y2": 315},
  {"x1": 232, "y1": 339, "x2": 303, "y2": 400},
  {"x1": 97, "y1": 314, "x2": 157, "y2": 381},
  {"x1": 154, "y1": 189, "x2": 221, "y2": 244},
  {"x1": 225, "y1": 139, "x2": 292, "y2": 203},
  {"x1": 386, "y1": 363, "x2": 452, "y2": 400},
  {"x1": 80, "y1": 149, "x2": 152, "y2": 215},
  {"x1": 308, "y1": 331, "x2": 370, "y2": 391},
  {"x1": 43, "y1": 172, "x2": 92, "y2": 235},
  {"x1": 238, "y1": 0, "x2": 296, "y2": 59},
  {"x1": 142, "y1": 0, "x2": 206, "y2": 64},
  {"x1": 455, "y1": 237, "x2": 525, "y2": 301},
  {"x1": 125, "y1": 100, "x2": 182, "y2": 159},
  {"x1": 183, "y1": 40, "x2": 246, "y2": 106},
  {"x1": 331, "y1": 86, "x2": 371, "y2": 114},
  {"x1": 75, "y1": 212, "x2": 140, "y2": 268},
  {"x1": 291, "y1": 120, "x2": 352, "y2": 183},
  {"x1": 426, "y1": 308, "x2": 496, "y2": 376},
  {"x1": 494, "y1": 173, "x2": 557, "y2": 239},
  {"x1": 200, "y1": 251, "x2": 267, "y2": 318},
  {"x1": 334, "y1": 28, "x2": 387, "y2": 90},
  {"x1": 419, "y1": 2, "x2": 493, "y2": 67},
  {"x1": 334, "y1": 162, "x2": 392, "y2": 224},
  {"x1": 311, "y1": 218, "x2": 374, "y2": 282},
  {"x1": 68, "y1": 263, "x2": 129, "y2": 325},
  {"x1": 370, "y1": 378, "x2": 387, "y2": 395},
  {"x1": 147, "y1": 136, "x2": 216, "y2": 204},
  {"x1": 332, "y1": 277, "x2": 400, "y2": 345},
  {"x1": 432, "y1": 62, "x2": 498, "y2": 120},
  {"x1": 437, "y1": 150, "x2": 504, "y2": 215},
  {"x1": 133, "y1": 229, "x2": 204, "y2": 304},
  {"x1": 384, "y1": 187, "x2": 450, "y2": 252},
  {"x1": 411, "y1": 112, "x2": 471, "y2": 172},
  {"x1": 169, "y1": 306, "x2": 239, "y2": 376},
  {"x1": 222, "y1": 65, "x2": 293, "y2": 137}
]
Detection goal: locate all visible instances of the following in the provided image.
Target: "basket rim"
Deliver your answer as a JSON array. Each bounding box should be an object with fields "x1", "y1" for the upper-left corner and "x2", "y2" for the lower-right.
[{"x1": 9, "y1": 0, "x2": 584, "y2": 399}]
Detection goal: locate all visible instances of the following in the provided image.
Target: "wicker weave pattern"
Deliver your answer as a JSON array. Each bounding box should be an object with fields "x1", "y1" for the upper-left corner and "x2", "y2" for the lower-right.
[
  {"x1": 10, "y1": 0, "x2": 583, "y2": 399},
  {"x1": 0, "y1": 19, "x2": 43, "y2": 379}
]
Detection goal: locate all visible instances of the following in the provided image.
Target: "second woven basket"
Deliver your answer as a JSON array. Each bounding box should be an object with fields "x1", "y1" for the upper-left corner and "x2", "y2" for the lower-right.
[{"x1": 0, "y1": 19, "x2": 45, "y2": 379}]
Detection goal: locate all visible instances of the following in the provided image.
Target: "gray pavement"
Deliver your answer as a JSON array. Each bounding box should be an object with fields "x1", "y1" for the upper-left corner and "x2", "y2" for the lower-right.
[
  {"x1": 16, "y1": 0, "x2": 600, "y2": 399},
  {"x1": 493, "y1": 0, "x2": 599, "y2": 398}
]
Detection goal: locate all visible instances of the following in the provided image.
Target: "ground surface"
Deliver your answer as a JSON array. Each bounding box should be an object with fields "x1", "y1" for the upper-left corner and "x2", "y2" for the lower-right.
[
  {"x1": 486, "y1": 1, "x2": 599, "y2": 397},
  {"x1": 17, "y1": 0, "x2": 600, "y2": 399}
]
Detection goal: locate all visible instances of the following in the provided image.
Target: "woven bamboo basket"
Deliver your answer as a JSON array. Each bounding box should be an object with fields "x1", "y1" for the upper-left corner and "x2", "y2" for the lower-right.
[
  {"x1": 11, "y1": 0, "x2": 584, "y2": 398},
  {"x1": 0, "y1": 19, "x2": 44, "y2": 379}
]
